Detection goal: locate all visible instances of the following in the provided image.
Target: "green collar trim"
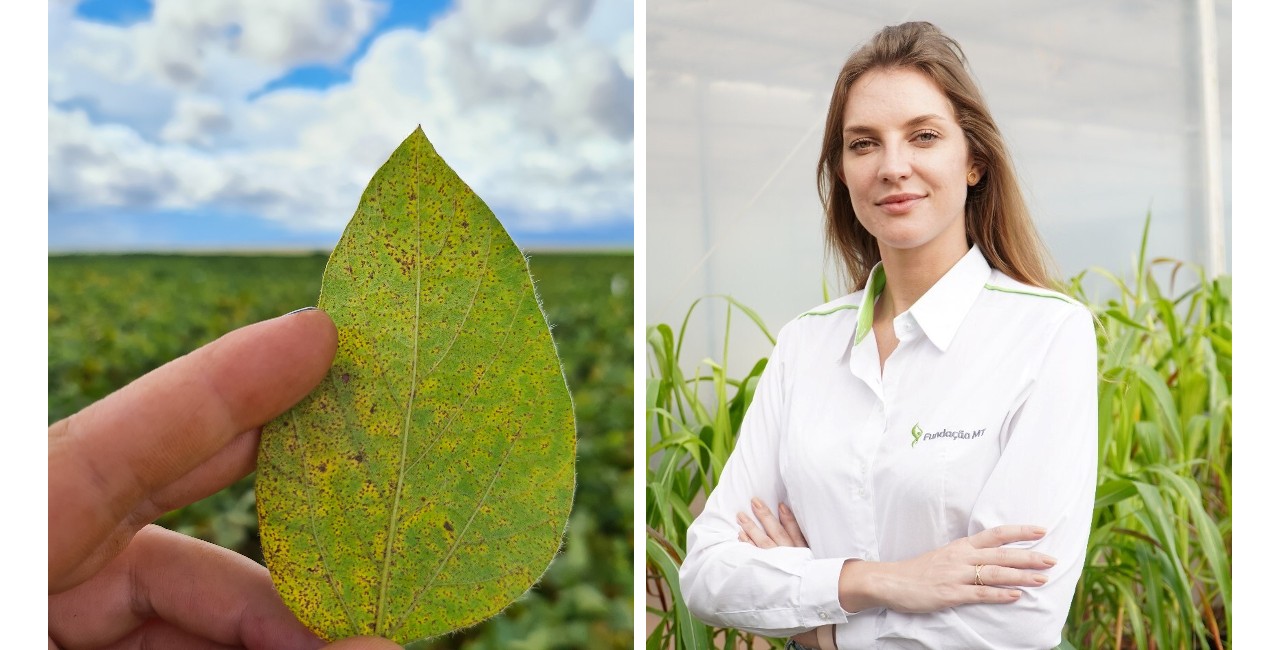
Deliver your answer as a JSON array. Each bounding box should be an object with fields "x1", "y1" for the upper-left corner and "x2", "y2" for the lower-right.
[
  {"x1": 854, "y1": 264, "x2": 886, "y2": 345},
  {"x1": 982, "y1": 283, "x2": 1074, "y2": 304},
  {"x1": 799, "y1": 304, "x2": 860, "y2": 319}
]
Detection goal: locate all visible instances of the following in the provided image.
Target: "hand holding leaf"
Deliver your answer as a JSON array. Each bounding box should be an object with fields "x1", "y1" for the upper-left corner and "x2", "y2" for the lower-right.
[{"x1": 256, "y1": 128, "x2": 577, "y2": 645}]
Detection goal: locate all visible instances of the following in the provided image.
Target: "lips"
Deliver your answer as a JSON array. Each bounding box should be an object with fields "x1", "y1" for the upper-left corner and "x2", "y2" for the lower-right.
[{"x1": 876, "y1": 193, "x2": 924, "y2": 215}]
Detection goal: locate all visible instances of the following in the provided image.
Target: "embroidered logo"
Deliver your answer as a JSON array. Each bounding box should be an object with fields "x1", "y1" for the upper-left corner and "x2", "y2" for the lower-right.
[{"x1": 911, "y1": 425, "x2": 988, "y2": 447}]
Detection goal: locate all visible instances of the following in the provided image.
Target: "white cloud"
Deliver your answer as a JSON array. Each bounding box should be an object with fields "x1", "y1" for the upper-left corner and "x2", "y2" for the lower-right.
[
  {"x1": 460, "y1": 0, "x2": 593, "y2": 46},
  {"x1": 161, "y1": 95, "x2": 233, "y2": 145},
  {"x1": 49, "y1": 108, "x2": 233, "y2": 211},
  {"x1": 48, "y1": 0, "x2": 634, "y2": 237}
]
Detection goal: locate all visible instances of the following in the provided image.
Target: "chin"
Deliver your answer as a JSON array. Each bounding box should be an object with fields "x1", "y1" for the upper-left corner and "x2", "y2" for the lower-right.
[{"x1": 871, "y1": 229, "x2": 936, "y2": 253}]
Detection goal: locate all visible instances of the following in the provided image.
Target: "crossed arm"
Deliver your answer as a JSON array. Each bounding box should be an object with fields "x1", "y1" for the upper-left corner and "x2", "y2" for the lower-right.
[{"x1": 735, "y1": 498, "x2": 1054, "y2": 648}]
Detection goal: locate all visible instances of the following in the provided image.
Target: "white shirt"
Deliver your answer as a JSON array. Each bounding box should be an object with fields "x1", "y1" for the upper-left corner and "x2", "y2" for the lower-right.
[{"x1": 678, "y1": 245, "x2": 1098, "y2": 649}]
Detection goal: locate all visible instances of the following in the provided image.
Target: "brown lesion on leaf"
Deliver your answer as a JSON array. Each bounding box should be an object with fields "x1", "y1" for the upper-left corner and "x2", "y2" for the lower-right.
[
  {"x1": 341, "y1": 372, "x2": 351, "y2": 384},
  {"x1": 443, "y1": 521, "x2": 454, "y2": 532}
]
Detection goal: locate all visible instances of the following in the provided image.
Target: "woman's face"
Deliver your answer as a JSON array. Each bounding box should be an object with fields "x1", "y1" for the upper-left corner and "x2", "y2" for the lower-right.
[{"x1": 839, "y1": 67, "x2": 975, "y2": 259}]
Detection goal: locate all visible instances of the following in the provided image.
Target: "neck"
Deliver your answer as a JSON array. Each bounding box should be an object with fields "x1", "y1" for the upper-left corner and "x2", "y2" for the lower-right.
[{"x1": 876, "y1": 240, "x2": 969, "y2": 318}]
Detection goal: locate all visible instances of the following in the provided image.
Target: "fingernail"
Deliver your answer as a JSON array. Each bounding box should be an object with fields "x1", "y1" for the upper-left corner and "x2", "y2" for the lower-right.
[
  {"x1": 751, "y1": 497, "x2": 764, "y2": 509},
  {"x1": 1043, "y1": 556, "x2": 1058, "y2": 566},
  {"x1": 286, "y1": 306, "x2": 319, "y2": 316},
  {"x1": 1032, "y1": 527, "x2": 1047, "y2": 536},
  {"x1": 737, "y1": 512, "x2": 749, "y2": 524},
  {"x1": 1034, "y1": 574, "x2": 1048, "y2": 585},
  {"x1": 1007, "y1": 590, "x2": 1021, "y2": 599},
  {"x1": 779, "y1": 503, "x2": 790, "y2": 514}
]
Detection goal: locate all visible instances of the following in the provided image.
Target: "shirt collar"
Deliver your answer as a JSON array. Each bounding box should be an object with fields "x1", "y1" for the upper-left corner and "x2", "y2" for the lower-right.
[{"x1": 852, "y1": 245, "x2": 992, "y2": 352}]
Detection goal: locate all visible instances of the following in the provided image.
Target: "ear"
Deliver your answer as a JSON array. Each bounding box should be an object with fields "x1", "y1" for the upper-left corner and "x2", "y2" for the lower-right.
[
  {"x1": 968, "y1": 155, "x2": 985, "y2": 181},
  {"x1": 966, "y1": 160, "x2": 985, "y2": 186}
]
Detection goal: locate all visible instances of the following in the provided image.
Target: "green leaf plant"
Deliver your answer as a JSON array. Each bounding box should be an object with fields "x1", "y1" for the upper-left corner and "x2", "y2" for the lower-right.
[{"x1": 257, "y1": 127, "x2": 577, "y2": 646}]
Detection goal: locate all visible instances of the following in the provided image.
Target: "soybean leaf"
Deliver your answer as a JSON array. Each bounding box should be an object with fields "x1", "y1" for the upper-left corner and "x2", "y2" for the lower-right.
[{"x1": 256, "y1": 127, "x2": 576, "y2": 645}]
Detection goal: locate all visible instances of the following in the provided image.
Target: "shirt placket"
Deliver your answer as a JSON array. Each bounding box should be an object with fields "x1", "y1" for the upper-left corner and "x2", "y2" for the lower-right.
[{"x1": 846, "y1": 328, "x2": 884, "y2": 561}]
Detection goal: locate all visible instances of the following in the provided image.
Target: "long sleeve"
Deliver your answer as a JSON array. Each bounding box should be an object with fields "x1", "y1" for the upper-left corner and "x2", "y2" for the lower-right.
[
  {"x1": 868, "y1": 305, "x2": 1099, "y2": 649},
  {"x1": 678, "y1": 323, "x2": 854, "y2": 636}
]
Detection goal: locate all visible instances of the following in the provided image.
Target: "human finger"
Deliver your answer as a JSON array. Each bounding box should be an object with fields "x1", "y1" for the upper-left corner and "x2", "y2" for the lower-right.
[
  {"x1": 972, "y1": 563, "x2": 1050, "y2": 589},
  {"x1": 777, "y1": 503, "x2": 808, "y2": 547},
  {"x1": 738, "y1": 530, "x2": 752, "y2": 545},
  {"x1": 956, "y1": 585, "x2": 1023, "y2": 605},
  {"x1": 749, "y1": 498, "x2": 795, "y2": 546},
  {"x1": 965, "y1": 524, "x2": 1046, "y2": 549},
  {"x1": 92, "y1": 619, "x2": 242, "y2": 650},
  {"x1": 736, "y1": 512, "x2": 776, "y2": 548},
  {"x1": 139, "y1": 426, "x2": 261, "y2": 521},
  {"x1": 49, "y1": 525, "x2": 325, "y2": 650},
  {"x1": 975, "y1": 545, "x2": 1057, "y2": 570},
  {"x1": 49, "y1": 309, "x2": 337, "y2": 591},
  {"x1": 58, "y1": 426, "x2": 264, "y2": 591}
]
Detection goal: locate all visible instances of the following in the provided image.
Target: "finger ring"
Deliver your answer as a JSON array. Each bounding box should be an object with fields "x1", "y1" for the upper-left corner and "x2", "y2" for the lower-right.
[{"x1": 974, "y1": 564, "x2": 986, "y2": 586}]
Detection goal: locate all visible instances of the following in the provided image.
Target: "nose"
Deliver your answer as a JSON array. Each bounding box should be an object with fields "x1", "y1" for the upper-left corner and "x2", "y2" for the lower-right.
[{"x1": 878, "y1": 142, "x2": 912, "y2": 182}]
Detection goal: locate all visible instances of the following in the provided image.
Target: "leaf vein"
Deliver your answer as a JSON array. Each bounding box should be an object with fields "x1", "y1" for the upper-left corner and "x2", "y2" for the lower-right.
[
  {"x1": 388, "y1": 418, "x2": 532, "y2": 638},
  {"x1": 416, "y1": 211, "x2": 495, "y2": 383},
  {"x1": 292, "y1": 411, "x2": 360, "y2": 636},
  {"x1": 404, "y1": 288, "x2": 531, "y2": 476},
  {"x1": 435, "y1": 566, "x2": 523, "y2": 589}
]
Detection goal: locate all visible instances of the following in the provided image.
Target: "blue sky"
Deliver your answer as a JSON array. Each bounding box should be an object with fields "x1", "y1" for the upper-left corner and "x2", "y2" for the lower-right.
[{"x1": 49, "y1": 0, "x2": 634, "y2": 251}]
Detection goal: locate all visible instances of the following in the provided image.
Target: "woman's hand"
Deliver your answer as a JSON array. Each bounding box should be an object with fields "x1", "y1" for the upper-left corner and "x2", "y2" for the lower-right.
[
  {"x1": 736, "y1": 497, "x2": 808, "y2": 548},
  {"x1": 839, "y1": 524, "x2": 1056, "y2": 614},
  {"x1": 738, "y1": 499, "x2": 831, "y2": 650},
  {"x1": 739, "y1": 500, "x2": 1055, "y2": 618}
]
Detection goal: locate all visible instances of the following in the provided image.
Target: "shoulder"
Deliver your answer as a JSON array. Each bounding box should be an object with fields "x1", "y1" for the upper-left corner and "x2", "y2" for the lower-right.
[
  {"x1": 982, "y1": 271, "x2": 1080, "y2": 306},
  {"x1": 788, "y1": 292, "x2": 862, "y2": 328},
  {"x1": 980, "y1": 270, "x2": 1095, "y2": 339},
  {"x1": 772, "y1": 292, "x2": 863, "y2": 354},
  {"x1": 982, "y1": 271, "x2": 1087, "y2": 314},
  {"x1": 794, "y1": 293, "x2": 862, "y2": 322}
]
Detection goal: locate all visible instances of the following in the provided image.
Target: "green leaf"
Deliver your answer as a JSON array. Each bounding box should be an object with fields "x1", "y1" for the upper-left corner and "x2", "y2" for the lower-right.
[
  {"x1": 646, "y1": 537, "x2": 711, "y2": 650},
  {"x1": 256, "y1": 127, "x2": 576, "y2": 644}
]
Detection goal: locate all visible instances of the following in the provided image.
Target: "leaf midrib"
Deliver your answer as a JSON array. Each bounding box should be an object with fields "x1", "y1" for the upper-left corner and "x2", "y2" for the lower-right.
[{"x1": 374, "y1": 140, "x2": 425, "y2": 636}]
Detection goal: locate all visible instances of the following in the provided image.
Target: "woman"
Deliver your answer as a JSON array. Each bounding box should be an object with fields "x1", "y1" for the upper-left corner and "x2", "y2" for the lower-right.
[{"x1": 678, "y1": 22, "x2": 1097, "y2": 650}]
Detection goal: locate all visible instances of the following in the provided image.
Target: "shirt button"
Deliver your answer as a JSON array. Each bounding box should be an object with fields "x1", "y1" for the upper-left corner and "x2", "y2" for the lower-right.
[
  {"x1": 858, "y1": 488, "x2": 867, "y2": 498},
  {"x1": 904, "y1": 322, "x2": 913, "y2": 330},
  {"x1": 819, "y1": 611, "x2": 829, "y2": 620}
]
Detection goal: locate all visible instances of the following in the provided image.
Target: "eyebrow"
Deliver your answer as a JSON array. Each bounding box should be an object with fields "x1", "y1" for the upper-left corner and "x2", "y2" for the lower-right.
[{"x1": 843, "y1": 113, "x2": 947, "y2": 136}]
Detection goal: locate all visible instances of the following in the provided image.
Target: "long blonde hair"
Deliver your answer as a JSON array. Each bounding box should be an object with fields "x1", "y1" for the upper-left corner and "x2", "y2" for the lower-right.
[{"x1": 817, "y1": 21, "x2": 1054, "y2": 291}]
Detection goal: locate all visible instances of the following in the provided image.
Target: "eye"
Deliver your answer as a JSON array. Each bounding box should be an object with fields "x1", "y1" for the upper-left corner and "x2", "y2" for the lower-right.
[
  {"x1": 847, "y1": 138, "x2": 874, "y2": 153},
  {"x1": 914, "y1": 130, "x2": 941, "y2": 144}
]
